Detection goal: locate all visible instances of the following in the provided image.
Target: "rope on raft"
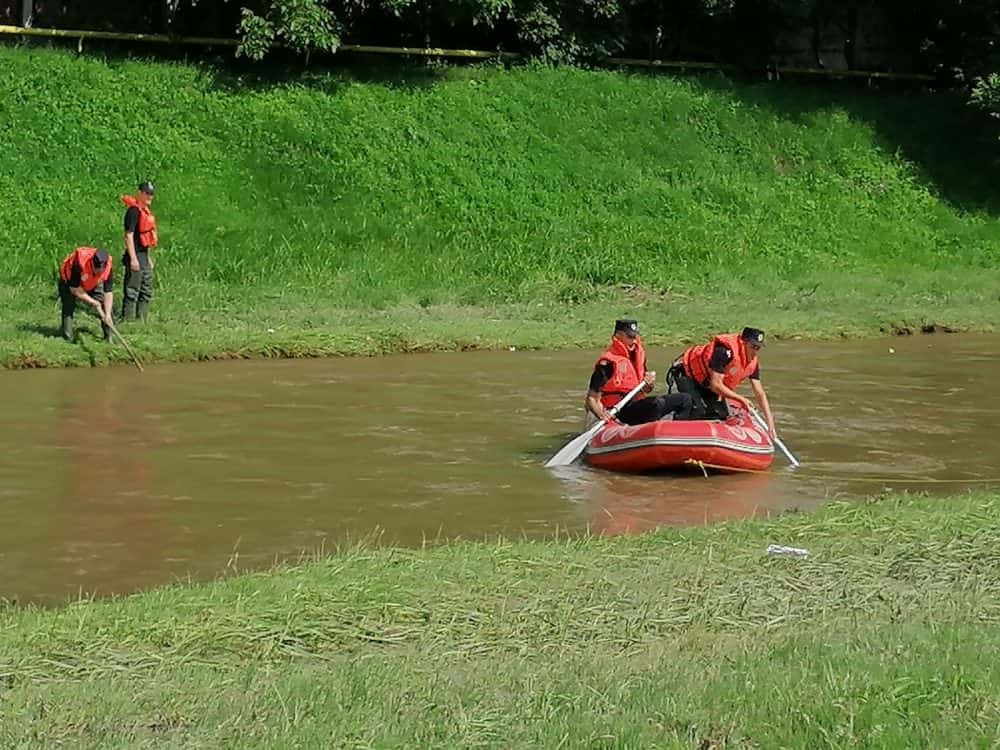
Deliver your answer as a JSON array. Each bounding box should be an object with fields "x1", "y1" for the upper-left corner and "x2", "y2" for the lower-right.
[
  {"x1": 682, "y1": 459, "x2": 1000, "y2": 484},
  {"x1": 684, "y1": 459, "x2": 768, "y2": 477}
]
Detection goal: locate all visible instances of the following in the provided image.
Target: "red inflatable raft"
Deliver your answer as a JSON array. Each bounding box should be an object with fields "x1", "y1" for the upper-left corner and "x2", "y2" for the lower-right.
[{"x1": 584, "y1": 407, "x2": 774, "y2": 474}]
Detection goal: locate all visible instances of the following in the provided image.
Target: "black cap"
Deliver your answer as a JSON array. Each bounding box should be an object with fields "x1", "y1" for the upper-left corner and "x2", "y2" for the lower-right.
[
  {"x1": 138, "y1": 180, "x2": 155, "y2": 195},
  {"x1": 741, "y1": 326, "x2": 765, "y2": 347},
  {"x1": 92, "y1": 249, "x2": 109, "y2": 269},
  {"x1": 614, "y1": 319, "x2": 640, "y2": 337}
]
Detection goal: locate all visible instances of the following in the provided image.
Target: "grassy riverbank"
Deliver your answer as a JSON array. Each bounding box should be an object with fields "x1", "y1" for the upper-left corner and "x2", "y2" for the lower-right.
[
  {"x1": 3, "y1": 281, "x2": 991, "y2": 368},
  {"x1": 1, "y1": 46, "x2": 999, "y2": 368},
  {"x1": 2, "y1": 490, "x2": 999, "y2": 747}
]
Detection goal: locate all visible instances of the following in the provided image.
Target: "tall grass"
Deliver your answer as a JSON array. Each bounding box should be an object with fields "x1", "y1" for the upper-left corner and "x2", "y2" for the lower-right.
[
  {"x1": 2, "y1": 46, "x2": 998, "y2": 308},
  {"x1": 0, "y1": 46, "x2": 997, "y2": 367},
  {"x1": 4, "y1": 491, "x2": 1000, "y2": 747}
]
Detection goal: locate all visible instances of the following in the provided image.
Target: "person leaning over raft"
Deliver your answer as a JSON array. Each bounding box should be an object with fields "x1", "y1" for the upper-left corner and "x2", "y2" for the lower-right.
[
  {"x1": 57, "y1": 247, "x2": 114, "y2": 342},
  {"x1": 667, "y1": 326, "x2": 777, "y2": 437},
  {"x1": 586, "y1": 319, "x2": 693, "y2": 425},
  {"x1": 120, "y1": 180, "x2": 159, "y2": 322}
]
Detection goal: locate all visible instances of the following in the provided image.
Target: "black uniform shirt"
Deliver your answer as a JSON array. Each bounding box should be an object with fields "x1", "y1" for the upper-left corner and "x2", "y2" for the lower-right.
[
  {"x1": 67, "y1": 260, "x2": 114, "y2": 292},
  {"x1": 708, "y1": 343, "x2": 760, "y2": 380},
  {"x1": 124, "y1": 206, "x2": 151, "y2": 252},
  {"x1": 589, "y1": 360, "x2": 616, "y2": 392}
]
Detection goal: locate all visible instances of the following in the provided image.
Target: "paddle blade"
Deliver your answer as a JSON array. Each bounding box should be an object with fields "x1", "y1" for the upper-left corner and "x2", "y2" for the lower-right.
[
  {"x1": 544, "y1": 381, "x2": 646, "y2": 468},
  {"x1": 544, "y1": 421, "x2": 604, "y2": 468}
]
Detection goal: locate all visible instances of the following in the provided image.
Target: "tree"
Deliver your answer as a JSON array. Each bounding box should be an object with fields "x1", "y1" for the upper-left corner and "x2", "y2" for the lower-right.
[
  {"x1": 237, "y1": 0, "x2": 340, "y2": 61},
  {"x1": 972, "y1": 73, "x2": 1000, "y2": 122}
]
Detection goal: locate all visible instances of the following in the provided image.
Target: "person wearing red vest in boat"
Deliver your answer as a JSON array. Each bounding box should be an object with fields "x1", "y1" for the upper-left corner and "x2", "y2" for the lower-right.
[
  {"x1": 58, "y1": 247, "x2": 114, "y2": 342},
  {"x1": 586, "y1": 319, "x2": 692, "y2": 425},
  {"x1": 120, "y1": 180, "x2": 159, "y2": 322},
  {"x1": 667, "y1": 326, "x2": 777, "y2": 437}
]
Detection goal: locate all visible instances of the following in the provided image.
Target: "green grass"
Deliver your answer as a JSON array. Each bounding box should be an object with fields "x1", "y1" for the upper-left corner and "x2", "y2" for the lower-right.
[
  {"x1": 1, "y1": 46, "x2": 998, "y2": 368},
  {"x1": 3, "y1": 491, "x2": 1000, "y2": 747},
  {"x1": 5, "y1": 48, "x2": 1000, "y2": 746}
]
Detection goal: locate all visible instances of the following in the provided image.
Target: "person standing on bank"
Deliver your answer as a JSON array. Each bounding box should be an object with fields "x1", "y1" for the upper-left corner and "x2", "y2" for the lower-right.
[
  {"x1": 668, "y1": 327, "x2": 777, "y2": 437},
  {"x1": 58, "y1": 247, "x2": 114, "y2": 342},
  {"x1": 120, "y1": 181, "x2": 159, "y2": 322},
  {"x1": 586, "y1": 319, "x2": 692, "y2": 425}
]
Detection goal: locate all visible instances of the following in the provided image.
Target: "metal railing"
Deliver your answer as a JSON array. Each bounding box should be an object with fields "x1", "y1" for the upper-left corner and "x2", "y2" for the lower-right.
[{"x1": 0, "y1": 23, "x2": 938, "y2": 82}]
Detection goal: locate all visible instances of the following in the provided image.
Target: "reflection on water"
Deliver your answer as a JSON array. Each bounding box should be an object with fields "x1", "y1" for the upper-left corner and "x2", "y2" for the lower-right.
[
  {"x1": 550, "y1": 464, "x2": 780, "y2": 534},
  {"x1": 1, "y1": 333, "x2": 998, "y2": 604}
]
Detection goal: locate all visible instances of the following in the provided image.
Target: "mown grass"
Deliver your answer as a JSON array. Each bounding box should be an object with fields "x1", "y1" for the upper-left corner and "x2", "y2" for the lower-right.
[
  {"x1": 1, "y1": 46, "x2": 998, "y2": 368},
  {"x1": 2, "y1": 491, "x2": 1000, "y2": 747}
]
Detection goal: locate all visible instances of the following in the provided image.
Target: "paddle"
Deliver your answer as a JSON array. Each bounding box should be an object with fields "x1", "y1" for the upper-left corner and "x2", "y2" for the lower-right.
[
  {"x1": 747, "y1": 405, "x2": 799, "y2": 468},
  {"x1": 544, "y1": 380, "x2": 647, "y2": 468},
  {"x1": 103, "y1": 316, "x2": 145, "y2": 372}
]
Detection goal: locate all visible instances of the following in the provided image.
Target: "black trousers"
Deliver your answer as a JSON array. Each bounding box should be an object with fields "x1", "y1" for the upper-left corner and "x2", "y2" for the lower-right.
[
  {"x1": 668, "y1": 364, "x2": 729, "y2": 421},
  {"x1": 121, "y1": 251, "x2": 154, "y2": 321},
  {"x1": 58, "y1": 280, "x2": 111, "y2": 341},
  {"x1": 616, "y1": 393, "x2": 693, "y2": 425}
]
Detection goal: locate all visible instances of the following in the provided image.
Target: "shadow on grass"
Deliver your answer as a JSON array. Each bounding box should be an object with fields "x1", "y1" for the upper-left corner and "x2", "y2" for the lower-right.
[
  {"x1": 16, "y1": 36, "x2": 1000, "y2": 215},
  {"x1": 685, "y1": 72, "x2": 1000, "y2": 216},
  {"x1": 16, "y1": 322, "x2": 64, "y2": 340},
  {"x1": 207, "y1": 59, "x2": 1000, "y2": 216},
  {"x1": 193, "y1": 54, "x2": 460, "y2": 96},
  {"x1": 16, "y1": 323, "x2": 105, "y2": 365},
  {"x1": 26, "y1": 36, "x2": 460, "y2": 95}
]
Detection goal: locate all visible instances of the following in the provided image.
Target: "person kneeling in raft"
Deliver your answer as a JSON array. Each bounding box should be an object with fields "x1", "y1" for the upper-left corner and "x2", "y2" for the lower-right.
[
  {"x1": 586, "y1": 319, "x2": 693, "y2": 425},
  {"x1": 667, "y1": 326, "x2": 778, "y2": 438}
]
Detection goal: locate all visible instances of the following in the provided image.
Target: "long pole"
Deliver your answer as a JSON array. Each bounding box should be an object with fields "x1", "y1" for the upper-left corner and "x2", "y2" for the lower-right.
[
  {"x1": 749, "y1": 406, "x2": 799, "y2": 468},
  {"x1": 105, "y1": 318, "x2": 144, "y2": 372}
]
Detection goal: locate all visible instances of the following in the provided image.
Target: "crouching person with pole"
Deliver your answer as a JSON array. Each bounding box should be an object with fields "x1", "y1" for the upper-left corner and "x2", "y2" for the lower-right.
[{"x1": 58, "y1": 246, "x2": 114, "y2": 342}]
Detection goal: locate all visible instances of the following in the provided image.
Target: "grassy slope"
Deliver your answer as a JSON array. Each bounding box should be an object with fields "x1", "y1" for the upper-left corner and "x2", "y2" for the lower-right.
[
  {"x1": 3, "y1": 491, "x2": 1000, "y2": 747},
  {"x1": 4, "y1": 48, "x2": 1000, "y2": 747},
  {"x1": 1, "y1": 46, "x2": 998, "y2": 368}
]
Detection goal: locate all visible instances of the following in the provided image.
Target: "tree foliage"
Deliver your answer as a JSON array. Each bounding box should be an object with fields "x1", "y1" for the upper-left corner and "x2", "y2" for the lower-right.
[
  {"x1": 6, "y1": 0, "x2": 998, "y2": 77},
  {"x1": 237, "y1": 0, "x2": 339, "y2": 60},
  {"x1": 972, "y1": 73, "x2": 1000, "y2": 121}
]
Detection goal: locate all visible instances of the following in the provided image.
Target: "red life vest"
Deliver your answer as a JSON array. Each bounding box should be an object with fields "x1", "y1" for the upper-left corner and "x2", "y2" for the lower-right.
[
  {"x1": 596, "y1": 336, "x2": 647, "y2": 409},
  {"x1": 682, "y1": 333, "x2": 758, "y2": 390},
  {"x1": 59, "y1": 247, "x2": 113, "y2": 292},
  {"x1": 122, "y1": 195, "x2": 159, "y2": 248}
]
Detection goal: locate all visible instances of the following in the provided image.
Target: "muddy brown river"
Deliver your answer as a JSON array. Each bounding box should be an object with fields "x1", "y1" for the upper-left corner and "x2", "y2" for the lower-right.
[{"x1": 1, "y1": 333, "x2": 997, "y2": 604}]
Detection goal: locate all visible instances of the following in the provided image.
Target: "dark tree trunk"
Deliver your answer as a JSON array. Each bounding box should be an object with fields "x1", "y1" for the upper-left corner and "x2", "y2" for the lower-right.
[{"x1": 844, "y1": 4, "x2": 859, "y2": 69}]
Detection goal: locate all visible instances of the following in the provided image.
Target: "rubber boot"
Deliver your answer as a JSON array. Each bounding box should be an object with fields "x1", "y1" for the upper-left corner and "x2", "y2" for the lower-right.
[
  {"x1": 61, "y1": 315, "x2": 74, "y2": 342},
  {"x1": 136, "y1": 300, "x2": 149, "y2": 322},
  {"x1": 120, "y1": 298, "x2": 136, "y2": 322}
]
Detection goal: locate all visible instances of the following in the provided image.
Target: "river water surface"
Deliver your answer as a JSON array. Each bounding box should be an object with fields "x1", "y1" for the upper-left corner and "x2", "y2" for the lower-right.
[{"x1": 2, "y1": 333, "x2": 997, "y2": 604}]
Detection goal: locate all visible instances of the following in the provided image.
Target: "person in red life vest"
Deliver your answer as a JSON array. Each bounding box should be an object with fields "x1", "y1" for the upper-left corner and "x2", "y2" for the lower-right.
[
  {"x1": 586, "y1": 319, "x2": 692, "y2": 425},
  {"x1": 667, "y1": 326, "x2": 777, "y2": 436},
  {"x1": 120, "y1": 180, "x2": 159, "y2": 322},
  {"x1": 58, "y1": 247, "x2": 114, "y2": 342}
]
